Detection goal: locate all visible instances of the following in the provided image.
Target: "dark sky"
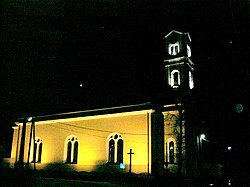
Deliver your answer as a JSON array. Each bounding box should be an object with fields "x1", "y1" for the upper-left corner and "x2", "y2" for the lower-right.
[{"x1": 1, "y1": 0, "x2": 250, "y2": 161}]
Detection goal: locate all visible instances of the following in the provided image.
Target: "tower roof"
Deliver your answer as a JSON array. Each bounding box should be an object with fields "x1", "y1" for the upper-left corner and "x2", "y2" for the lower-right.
[{"x1": 164, "y1": 30, "x2": 191, "y2": 42}]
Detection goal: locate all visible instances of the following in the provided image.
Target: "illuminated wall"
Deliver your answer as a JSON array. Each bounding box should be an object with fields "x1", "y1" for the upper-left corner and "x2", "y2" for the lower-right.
[
  {"x1": 11, "y1": 110, "x2": 153, "y2": 173},
  {"x1": 10, "y1": 107, "x2": 180, "y2": 174}
]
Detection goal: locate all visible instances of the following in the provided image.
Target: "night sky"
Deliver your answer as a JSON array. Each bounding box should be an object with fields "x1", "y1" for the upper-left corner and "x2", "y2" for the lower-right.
[{"x1": 1, "y1": 0, "x2": 249, "y2": 167}]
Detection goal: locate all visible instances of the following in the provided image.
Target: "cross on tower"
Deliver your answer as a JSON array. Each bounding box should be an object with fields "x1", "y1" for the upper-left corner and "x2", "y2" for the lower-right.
[{"x1": 127, "y1": 149, "x2": 134, "y2": 173}]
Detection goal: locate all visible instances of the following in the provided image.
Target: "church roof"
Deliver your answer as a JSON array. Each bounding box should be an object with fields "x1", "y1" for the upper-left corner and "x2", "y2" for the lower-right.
[{"x1": 16, "y1": 102, "x2": 180, "y2": 124}]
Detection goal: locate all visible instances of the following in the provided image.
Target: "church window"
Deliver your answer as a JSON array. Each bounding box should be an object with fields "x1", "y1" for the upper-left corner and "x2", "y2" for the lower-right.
[
  {"x1": 65, "y1": 135, "x2": 78, "y2": 164},
  {"x1": 169, "y1": 141, "x2": 175, "y2": 164},
  {"x1": 171, "y1": 70, "x2": 180, "y2": 88},
  {"x1": 109, "y1": 139, "x2": 115, "y2": 163},
  {"x1": 169, "y1": 43, "x2": 179, "y2": 56},
  {"x1": 32, "y1": 137, "x2": 43, "y2": 163},
  {"x1": 66, "y1": 141, "x2": 72, "y2": 163},
  {"x1": 107, "y1": 133, "x2": 123, "y2": 164},
  {"x1": 73, "y1": 141, "x2": 78, "y2": 163},
  {"x1": 117, "y1": 139, "x2": 123, "y2": 163}
]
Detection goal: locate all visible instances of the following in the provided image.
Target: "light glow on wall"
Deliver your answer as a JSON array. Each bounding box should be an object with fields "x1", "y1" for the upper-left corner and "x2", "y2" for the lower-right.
[
  {"x1": 9, "y1": 106, "x2": 180, "y2": 174},
  {"x1": 187, "y1": 44, "x2": 191, "y2": 57},
  {"x1": 189, "y1": 71, "x2": 194, "y2": 89}
]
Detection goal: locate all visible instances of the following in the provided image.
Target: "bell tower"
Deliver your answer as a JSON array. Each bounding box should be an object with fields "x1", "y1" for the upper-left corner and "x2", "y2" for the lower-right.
[{"x1": 164, "y1": 30, "x2": 194, "y2": 90}]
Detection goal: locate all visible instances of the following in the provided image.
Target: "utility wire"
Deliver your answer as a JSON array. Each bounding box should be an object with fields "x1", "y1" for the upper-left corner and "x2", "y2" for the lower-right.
[
  {"x1": 49, "y1": 123, "x2": 147, "y2": 144},
  {"x1": 48, "y1": 119, "x2": 175, "y2": 136},
  {"x1": 50, "y1": 120, "x2": 148, "y2": 135},
  {"x1": 49, "y1": 123, "x2": 107, "y2": 139}
]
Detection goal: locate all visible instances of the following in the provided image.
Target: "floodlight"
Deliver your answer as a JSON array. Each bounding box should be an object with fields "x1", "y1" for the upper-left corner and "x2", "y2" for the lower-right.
[
  {"x1": 200, "y1": 134, "x2": 205, "y2": 140},
  {"x1": 27, "y1": 117, "x2": 33, "y2": 122}
]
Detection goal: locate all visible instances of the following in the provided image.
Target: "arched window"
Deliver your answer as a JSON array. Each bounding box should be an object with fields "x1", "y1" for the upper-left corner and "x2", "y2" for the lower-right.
[
  {"x1": 32, "y1": 137, "x2": 43, "y2": 163},
  {"x1": 107, "y1": 133, "x2": 123, "y2": 164},
  {"x1": 169, "y1": 43, "x2": 179, "y2": 56},
  {"x1": 171, "y1": 70, "x2": 180, "y2": 88},
  {"x1": 65, "y1": 135, "x2": 78, "y2": 164},
  {"x1": 117, "y1": 139, "x2": 123, "y2": 163},
  {"x1": 169, "y1": 141, "x2": 175, "y2": 164},
  {"x1": 109, "y1": 139, "x2": 115, "y2": 163},
  {"x1": 73, "y1": 141, "x2": 78, "y2": 163},
  {"x1": 66, "y1": 141, "x2": 72, "y2": 163}
]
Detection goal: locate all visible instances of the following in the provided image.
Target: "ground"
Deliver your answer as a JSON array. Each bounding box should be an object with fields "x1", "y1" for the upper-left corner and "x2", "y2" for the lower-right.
[{"x1": 1, "y1": 167, "x2": 249, "y2": 186}]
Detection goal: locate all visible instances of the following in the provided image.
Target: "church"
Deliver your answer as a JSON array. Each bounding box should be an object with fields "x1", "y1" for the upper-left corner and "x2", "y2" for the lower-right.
[{"x1": 8, "y1": 30, "x2": 194, "y2": 175}]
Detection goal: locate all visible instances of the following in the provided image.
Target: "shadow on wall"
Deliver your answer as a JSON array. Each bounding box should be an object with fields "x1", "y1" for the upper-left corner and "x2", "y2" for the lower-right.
[
  {"x1": 44, "y1": 162, "x2": 75, "y2": 173},
  {"x1": 43, "y1": 162, "x2": 127, "y2": 174}
]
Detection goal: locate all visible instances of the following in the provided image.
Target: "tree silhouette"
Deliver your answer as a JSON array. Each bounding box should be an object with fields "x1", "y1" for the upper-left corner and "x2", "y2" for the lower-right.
[{"x1": 164, "y1": 103, "x2": 185, "y2": 175}]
